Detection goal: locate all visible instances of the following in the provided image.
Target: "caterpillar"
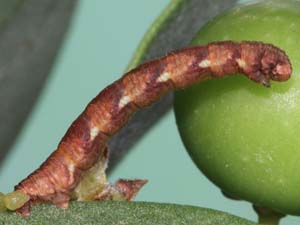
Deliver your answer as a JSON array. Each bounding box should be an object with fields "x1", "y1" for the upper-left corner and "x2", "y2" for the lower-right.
[{"x1": 0, "y1": 41, "x2": 292, "y2": 216}]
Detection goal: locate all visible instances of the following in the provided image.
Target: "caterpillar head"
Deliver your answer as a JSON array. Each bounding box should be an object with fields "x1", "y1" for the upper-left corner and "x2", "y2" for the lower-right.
[{"x1": 261, "y1": 44, "x2": 292, "y2": 83}]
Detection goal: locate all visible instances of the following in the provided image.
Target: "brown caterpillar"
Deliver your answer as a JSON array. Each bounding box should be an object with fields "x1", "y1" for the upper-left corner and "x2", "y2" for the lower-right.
[{"x1": 5, "y1": 41, "x2": 292, "y2": 216}]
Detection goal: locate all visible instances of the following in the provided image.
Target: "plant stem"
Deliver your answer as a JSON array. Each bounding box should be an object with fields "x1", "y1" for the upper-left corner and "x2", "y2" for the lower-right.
[
  {"x1": 253, "y1": 205, "x2": 285, "y2": 225},
  {"x1": 125, "y1": 0, "x2": 185, "y2": 72},
  {"x1": 258, "y1": 215, "x2": 280, "y2": 225}
]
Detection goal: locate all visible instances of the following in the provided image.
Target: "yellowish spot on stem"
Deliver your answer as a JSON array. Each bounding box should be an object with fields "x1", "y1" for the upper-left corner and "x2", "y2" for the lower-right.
[
  {"x1": 156, "y1": 72, "x2": 170, "y2": 82},
  {"x1": 236, "y1": 58, "x2": 247, "y2": 69},
  {"x1": 118, "y1": 95, "x2": 131, "y2": 109},
  {"x1": 90, "y1": 126, "x2": 99, "y2": 140},
  {"x1": 198, "y1": 59, "x2": 211, "y2": 68}
]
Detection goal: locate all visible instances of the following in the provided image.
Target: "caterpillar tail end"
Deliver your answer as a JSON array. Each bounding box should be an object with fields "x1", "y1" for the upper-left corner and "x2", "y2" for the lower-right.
[{"x1": 95, "y1": 179, "x2": 148, "y2": 201}]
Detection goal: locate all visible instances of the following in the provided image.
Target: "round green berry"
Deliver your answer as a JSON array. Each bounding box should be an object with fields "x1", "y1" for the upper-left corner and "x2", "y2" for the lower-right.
[{"x1": 174, "y1": 0, "x2": 300, "y2": 215}]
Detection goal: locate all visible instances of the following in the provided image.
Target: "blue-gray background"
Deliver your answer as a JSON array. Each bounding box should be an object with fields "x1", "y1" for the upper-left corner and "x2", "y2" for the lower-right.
[{"x1": 0, "y1": 1, "x2": 298, "y2": 224}]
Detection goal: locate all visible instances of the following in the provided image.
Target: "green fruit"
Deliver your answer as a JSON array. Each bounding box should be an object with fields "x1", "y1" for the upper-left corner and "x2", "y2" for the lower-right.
[{"x1": 174, "y1": 0, "x2": 300, "y2": 215}]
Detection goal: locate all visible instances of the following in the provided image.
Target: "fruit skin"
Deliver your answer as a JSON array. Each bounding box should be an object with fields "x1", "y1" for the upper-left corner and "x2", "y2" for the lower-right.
[{"x1": 174, "y1": 0, "x2": 300, "y2": 215}]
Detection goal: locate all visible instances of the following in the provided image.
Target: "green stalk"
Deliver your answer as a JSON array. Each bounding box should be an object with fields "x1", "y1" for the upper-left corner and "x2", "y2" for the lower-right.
[
  {"x1": 125, "y1": 0, "x2": 186, "y2": 71},
  {"x1": 258, "y1": 216, "x2": 280, "y2": 225},
  {"x1": 253, "y1": 205, "x2": 285, "y2": 225}
]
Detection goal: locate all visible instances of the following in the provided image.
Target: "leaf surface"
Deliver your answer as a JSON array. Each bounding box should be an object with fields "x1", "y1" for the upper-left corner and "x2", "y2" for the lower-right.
[
  {"x1": 0, "y1": 201, "x2": 258, "y2": 225},
  {"x1": 0, "y1": 0, "x2": 77, "y2": 165}
]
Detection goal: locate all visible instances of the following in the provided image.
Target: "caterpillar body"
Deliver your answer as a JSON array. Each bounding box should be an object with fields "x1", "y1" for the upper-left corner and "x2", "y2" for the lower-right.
[{"x1": 4, "y1": 41, "x2": 292, "y2": 216}]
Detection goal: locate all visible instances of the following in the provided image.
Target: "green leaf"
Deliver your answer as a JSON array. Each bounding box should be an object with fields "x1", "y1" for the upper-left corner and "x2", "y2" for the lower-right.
[
  {"x1": 125, "y1": 0, "x2": 185, "y2": 72},
  {"x1": 0, "y1": 0, "x2": 77, "y2": 165},
  {"x1": 0, "y1": 201, "x2": 258, "y2": 225}
]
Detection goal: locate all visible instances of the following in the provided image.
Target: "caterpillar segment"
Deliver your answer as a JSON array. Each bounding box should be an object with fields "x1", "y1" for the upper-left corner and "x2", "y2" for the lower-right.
[{"x1": 7, "y1": 41, "x2": 291, "y2": 216}]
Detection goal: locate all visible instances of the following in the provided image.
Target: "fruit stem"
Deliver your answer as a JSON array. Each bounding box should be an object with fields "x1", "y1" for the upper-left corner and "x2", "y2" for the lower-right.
[{"x1": 253, "y1": 205, "x2": 285, "y2": 225}]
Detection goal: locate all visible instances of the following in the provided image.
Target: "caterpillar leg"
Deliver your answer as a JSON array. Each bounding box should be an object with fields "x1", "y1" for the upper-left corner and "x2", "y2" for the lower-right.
[
  {"x1": 15, "y1": 191, "x2": 70, "y2": 216},
  {"x1": 72, "y1": 146, "x2": 147, "y2": 202},
  {"x1": 95, "y1": 179, "x2": 147, "y2": 201},
  {"x1": 72, "y1": 147, "x2": 109, "y2": 201},
  {"x1": 16, "y1": 202, "x2": 30, "y2": 216},
  {"x1": 247, "y1": 70, "x2": 271, "y2": 87}
]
